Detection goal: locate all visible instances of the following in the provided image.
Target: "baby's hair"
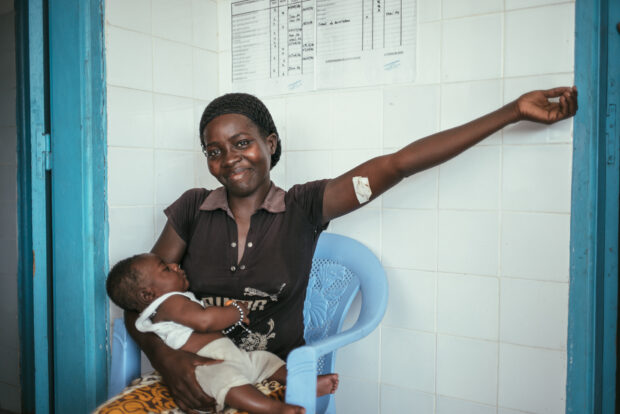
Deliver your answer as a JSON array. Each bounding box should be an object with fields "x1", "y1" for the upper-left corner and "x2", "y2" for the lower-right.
[
  {"x1": 106, "y1": 254, "x2": 149, "y2": 312},
  {"x1": 199, "y1": 93, "x2": 282, "y2": 169}
]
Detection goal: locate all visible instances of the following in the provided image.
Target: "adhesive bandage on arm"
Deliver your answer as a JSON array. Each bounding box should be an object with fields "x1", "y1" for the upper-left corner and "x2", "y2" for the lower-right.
[{"x1": 352, "y1": 176, "x2": 372, "y2": 204}]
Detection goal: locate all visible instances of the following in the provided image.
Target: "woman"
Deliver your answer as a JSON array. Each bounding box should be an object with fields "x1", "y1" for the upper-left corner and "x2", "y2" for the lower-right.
[{"x1": 126, "y1": 87, "x2": 578, "y2": 413}]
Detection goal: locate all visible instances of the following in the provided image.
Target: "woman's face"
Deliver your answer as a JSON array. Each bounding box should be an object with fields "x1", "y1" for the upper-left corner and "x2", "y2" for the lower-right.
[{"x1": 203, "y1": 113, "x2": 277, "y2": 197}]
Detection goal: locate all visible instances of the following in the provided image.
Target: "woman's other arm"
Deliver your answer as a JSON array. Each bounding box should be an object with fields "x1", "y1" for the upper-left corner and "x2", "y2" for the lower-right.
[
  {"x1": 152, "y1": 221, "x2": 187, "y2": 263},
  {"x1": 322, "y1": 87, "x2": 578, "y2": 223},
  {"x1": 123, "y1": 220, "x2": 215, "y2": 413},
  {"x1": 124, "y1": 310, "x2": 218, "y2": 413}
]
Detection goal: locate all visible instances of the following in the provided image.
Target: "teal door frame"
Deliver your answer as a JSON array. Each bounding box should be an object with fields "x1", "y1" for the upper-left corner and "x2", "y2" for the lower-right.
[
  {"x1": 567, "y1": 0, "x2": 619, "y2": 413},
  {"x1": 16, "y1": 0, "x2": 109, "y2": 411},
  {"x1": 16, "y1": 0, "x2": 51, "y2": 412},
  {"x1": 48, "y1": 0, "x2": 109, "y2": 411}
]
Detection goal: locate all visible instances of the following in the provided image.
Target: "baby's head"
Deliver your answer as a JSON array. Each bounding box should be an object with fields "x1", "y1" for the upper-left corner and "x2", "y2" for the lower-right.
[{"x1": 106, "y1": 253, "x2": 189, "y2": 313}]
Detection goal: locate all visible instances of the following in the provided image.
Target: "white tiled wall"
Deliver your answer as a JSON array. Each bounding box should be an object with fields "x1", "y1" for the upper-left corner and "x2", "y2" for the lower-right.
[
  {"x1": 218, "y1": 1, "x2": 574, "y2": 413},
  {"x1": 105, "y1": 0, "x2": 575, "y2": 412},
  {"x1": 0, "y1": 2, "x2": 20, "y2": 412},
  {"x1": 105, "y1": 0, "x2": 220, "y2": 328}
]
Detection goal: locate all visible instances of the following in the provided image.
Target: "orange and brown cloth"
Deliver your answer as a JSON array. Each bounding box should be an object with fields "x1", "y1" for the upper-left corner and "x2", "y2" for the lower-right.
[{"x1": 94, "y1": 372, "x2": 285, "y2": 414}]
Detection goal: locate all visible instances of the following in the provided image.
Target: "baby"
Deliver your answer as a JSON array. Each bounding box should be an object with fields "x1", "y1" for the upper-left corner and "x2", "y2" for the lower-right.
[{"x1": 106, "y1": 253, "x2": 339, "y2": 414}]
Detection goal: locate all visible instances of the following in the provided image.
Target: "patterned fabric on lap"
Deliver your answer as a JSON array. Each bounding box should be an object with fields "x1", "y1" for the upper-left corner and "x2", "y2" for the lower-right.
[{"x1": 94, "y1": 372, "x2": 285, "y2": 414}]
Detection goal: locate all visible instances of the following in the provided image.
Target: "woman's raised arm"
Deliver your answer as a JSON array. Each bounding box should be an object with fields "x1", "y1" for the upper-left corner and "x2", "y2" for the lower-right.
[{"x1": 322, "y1": 86, "x2": 578, "y2": 223}]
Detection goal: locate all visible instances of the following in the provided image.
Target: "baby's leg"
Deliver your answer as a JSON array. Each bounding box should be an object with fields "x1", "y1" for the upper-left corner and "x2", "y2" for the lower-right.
[
  {"x1": 266, "y1": 365, "x2": 288, "y2": 384},
  {"x1": 225, "y1": 384, "x2": 305, "y2": 414},
  {"x1": 267, "y1": 368, "x2": 339, "y2": 397}
]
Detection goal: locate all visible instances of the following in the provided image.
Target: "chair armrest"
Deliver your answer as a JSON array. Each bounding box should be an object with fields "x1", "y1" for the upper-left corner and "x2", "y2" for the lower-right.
[
  {"x1": 285, "y1": 327, "x2": 378, "y2": 412},
  {"x1": 285, "y1": 274, "x2": 388, "y2": 412},
  {"x1": 285, "y1": 345, "x2": 320, "y2": 412}
]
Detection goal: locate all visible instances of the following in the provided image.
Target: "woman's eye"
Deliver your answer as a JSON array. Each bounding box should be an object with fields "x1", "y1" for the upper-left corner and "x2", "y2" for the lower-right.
[
  {"x1": 207, "y1": 149, "x2": 220, "y2": 158},
  {"x1": 236, "y1": 139, "x2": 250, "y2": 148}
]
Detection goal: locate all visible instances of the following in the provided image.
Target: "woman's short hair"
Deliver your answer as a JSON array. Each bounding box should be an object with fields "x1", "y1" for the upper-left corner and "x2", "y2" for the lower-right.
[{"x1": 199, "y1": 93, "x2": 282, "y2": 169}]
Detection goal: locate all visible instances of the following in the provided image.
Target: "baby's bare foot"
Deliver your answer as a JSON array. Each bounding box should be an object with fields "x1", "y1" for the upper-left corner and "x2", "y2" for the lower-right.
[
  {"x1": 316, "y1": 373, "x2": 339, "y2": 396},
  {"x1": 278, "y1": 403, "x2": 306, "y2": 414}
]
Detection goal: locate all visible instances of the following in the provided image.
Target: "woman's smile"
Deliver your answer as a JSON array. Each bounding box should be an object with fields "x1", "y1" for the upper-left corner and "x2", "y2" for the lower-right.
[
  {"x1": 204, "y1": 113, "x2": 276, "y2": 197},
  {"x1": 227, "y1": 167, "x2": 251, "y2": 181}
]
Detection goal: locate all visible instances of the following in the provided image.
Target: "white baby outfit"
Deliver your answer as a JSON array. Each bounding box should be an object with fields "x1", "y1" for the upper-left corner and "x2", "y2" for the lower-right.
[
  {"x1": 135, "y1": 291, "x2": 285, "y2": 411},
  {"x1": 135, "y1": 291, "x2": 202, "y2": 349}
]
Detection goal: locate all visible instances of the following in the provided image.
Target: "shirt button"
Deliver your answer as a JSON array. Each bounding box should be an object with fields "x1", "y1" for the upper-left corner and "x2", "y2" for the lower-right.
[
  {"x1": 231, "y1": 242, "x2": 237, "y2": 247},
  {"x1": 230, "y1": 265, "x2": 236, "y2": 272},
  {"x1": 240, "y1": 265, "x2": 246, "y2": 270},
  {"x1": 247, "y1": 242, "x2": 253, "y2": 247}
]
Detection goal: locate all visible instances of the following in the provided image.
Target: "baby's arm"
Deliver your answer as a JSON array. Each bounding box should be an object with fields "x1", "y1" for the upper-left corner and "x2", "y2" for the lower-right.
[{"x1": 155, "y1": 295, "x2": 250, "y2": 332}]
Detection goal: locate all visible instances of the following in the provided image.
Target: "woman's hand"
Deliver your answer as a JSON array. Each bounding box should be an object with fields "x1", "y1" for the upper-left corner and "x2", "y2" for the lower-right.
[
  {"x1": 514, "y1": 86, "x2": 578, "y2": 124},
  {"x1": 156, "y1": 349, "x2": 222, "y2": 413}
]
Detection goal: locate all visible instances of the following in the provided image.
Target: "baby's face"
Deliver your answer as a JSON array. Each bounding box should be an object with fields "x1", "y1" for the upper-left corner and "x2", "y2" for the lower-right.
[{"x1": 137, "y1": 254, "x2": 189, "y2": 296}]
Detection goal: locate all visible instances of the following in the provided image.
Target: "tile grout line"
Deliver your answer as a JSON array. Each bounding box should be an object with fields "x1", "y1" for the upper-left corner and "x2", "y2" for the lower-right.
[
  {"x1": 434, "y1": 2, "x2": 443, "y2": 411},
  {"x1": 496, "y1": 6, "x2": 507, "y2": 410},
  {"x1": 150, "y1": 0, "x2": 157, "y2": 265},
  {"x1": 378, "y1": 87, "x2": 384, "y2": 413}
]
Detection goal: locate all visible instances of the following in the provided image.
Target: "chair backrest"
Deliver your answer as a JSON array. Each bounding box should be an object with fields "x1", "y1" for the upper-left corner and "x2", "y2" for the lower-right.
[
  {"x1": 108, "y1": 232, "x2": 387, "y2": 414},
  {"x1": 303, "y1": 257, "x2": 360, "y2": 373},
  {"x1": 299, "y1": 232, "x2": 386, "y2": 414}
]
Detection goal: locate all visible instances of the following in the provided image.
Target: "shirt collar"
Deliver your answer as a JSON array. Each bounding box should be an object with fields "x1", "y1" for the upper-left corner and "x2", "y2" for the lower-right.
[{"x1": 199, "y1": 182, "x2": 286, "y2": 215}]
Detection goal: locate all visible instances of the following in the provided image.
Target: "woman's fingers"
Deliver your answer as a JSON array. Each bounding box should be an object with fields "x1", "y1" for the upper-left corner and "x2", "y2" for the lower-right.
[
  {"x1": 179, "y1": 379, "x2": 206, "y2": 407},
  {"x1": 567, "y1": 88, "x2": 578, "y2": 116},
  {"x1": 195, "y1": 355, "x2": 223, "y2": 366},
  {"x1": 174, "y1": 399, "x2": 191, "y2": 413},
  {"x1": 556, "y1": 89, "x2": 577, "y2": 120},
  {"x1": 518, "y1": 86, "x2": 578, "y2": 124},
  {"x1": 159, "y1": 350, "x2": 219, "y2": 411},
  {"x1": 558, "y1": 95, "x2": 567, "y2": 119},
  {"x1": 172, "y1": 374, "x2": 217, "y2": 411},
  {"x1": 187, "y1": 357, "x2": 220, "y2": 408},
  {"x1": 175, "y1": 395, "x2": 201, "y2": 414},
  {"x1": 542, "y1": 86, "x2": 572, "y2": 98},
  {"x1": 171, "y1": 384, "x2": 205, "y2": 411},
  {"x1": 164, "y1": 371, "x2": 204, "y2": 409}
]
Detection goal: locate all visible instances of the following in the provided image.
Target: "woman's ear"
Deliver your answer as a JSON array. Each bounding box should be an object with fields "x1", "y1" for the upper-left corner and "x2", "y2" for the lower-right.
[{"x1": 265, "y1": 133, "x2": 278, "y2": 155}]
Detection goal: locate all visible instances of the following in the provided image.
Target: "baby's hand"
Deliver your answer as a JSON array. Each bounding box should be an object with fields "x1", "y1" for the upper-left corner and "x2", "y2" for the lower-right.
[
  {"x1": 225, "y1": 300, "x2": 250, "y2": 325},
  {"x1": 237, "y1": 301, "x2": 251, "y2": 325}
]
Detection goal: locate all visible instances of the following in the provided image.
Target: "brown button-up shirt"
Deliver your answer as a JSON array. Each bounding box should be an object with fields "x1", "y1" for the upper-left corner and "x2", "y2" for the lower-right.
[{"x1": 164, "y1": 180, "x2": 328, "y2": 358}]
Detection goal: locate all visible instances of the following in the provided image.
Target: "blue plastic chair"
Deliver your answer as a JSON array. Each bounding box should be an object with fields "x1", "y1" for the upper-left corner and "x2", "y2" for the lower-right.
[{"x1": 108, "y1": 232, "x2": 388, "y2": 414}]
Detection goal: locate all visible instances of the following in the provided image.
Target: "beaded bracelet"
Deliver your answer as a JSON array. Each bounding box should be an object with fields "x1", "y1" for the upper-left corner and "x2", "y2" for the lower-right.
[{"x1": 222, "y1": 300, "x2": 252, "y2": 335}]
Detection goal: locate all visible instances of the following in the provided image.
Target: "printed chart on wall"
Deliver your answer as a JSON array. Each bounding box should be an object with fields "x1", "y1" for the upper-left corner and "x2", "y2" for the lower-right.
[{"x1": 230, "y1": 0, "x2": 417, "y2": 95}]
